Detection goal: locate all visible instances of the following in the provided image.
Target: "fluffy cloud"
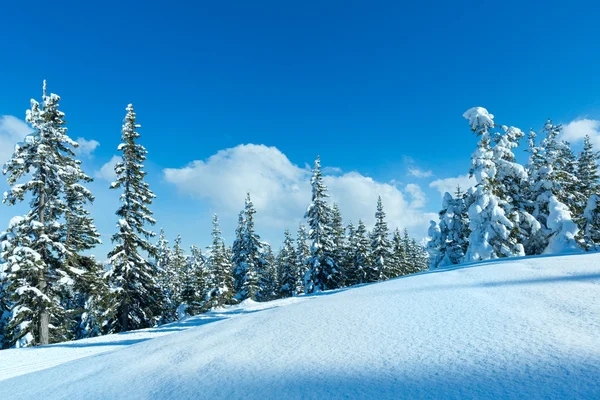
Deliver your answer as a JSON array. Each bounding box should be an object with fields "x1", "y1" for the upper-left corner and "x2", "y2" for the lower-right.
[
  {"x1": 429, "y1": 174, "x2": 475, "y2": 197},
  {"x1": 0, "y1": 115, "x2": 32, "y2": 166},
  {"x1": 163, "y1": 144, "x2": 435, "y2": 237},
  {"x1": 408, "y1": 167, "x2": 433, "y2": 178},
  {"x1": 95, "y1": 155, "x2": 122, "y2": 182},
  {"x1": 561, "y1": 119, "x2": 600, "y2": 147},
  {"x1": 75, "y1": 137, "x2": 100, "y2": 157}
]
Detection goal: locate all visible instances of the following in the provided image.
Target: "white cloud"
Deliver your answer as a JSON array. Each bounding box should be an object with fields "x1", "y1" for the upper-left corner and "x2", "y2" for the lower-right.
[
  {"x1": 408, "y1": 167, "x2": 433, "y2": 178},
  {"x1": 75, "y1": 137, "x2": 100, "y2": 157},
  {"x1": 0, "y1": 115, "x2": 32, "y2": 166},
  {"x1": 429, "y1": 174, "x2": 475, "y2": 197},
  {"x1": 95, "y1": 155, "x2": 121, "y2": 182},
  {"x1": 163, "y1": 144, "x2": 435, "y2": 237},
  {"x1": 561, "y1": 119, "x2": 600, "y2": 148}
]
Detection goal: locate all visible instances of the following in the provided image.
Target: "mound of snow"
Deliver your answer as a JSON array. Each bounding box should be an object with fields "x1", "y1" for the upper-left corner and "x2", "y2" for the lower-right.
[{"x1": 1, "y1": 254, "x2": 600, "y2": 399}]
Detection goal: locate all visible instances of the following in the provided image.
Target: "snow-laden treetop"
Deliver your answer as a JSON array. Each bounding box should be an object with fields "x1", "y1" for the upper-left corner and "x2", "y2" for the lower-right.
[{"x1": 463, "y1": 107, "x2": 495, "y2": 131}]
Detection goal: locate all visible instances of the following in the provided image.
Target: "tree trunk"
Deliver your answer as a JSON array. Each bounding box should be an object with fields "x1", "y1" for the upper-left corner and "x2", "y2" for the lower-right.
[
  {"x1": 38, "y1": 184, "x2": 49, "y2": 345},
  {"x1": 121, "y1": 301, "x2": 129, "y2": 332}
]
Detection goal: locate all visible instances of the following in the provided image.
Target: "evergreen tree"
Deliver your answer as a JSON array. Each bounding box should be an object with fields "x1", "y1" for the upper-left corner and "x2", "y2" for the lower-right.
[
  {"x1": 575, "y1": 135, "x2": 600, "y2": 230},
  {"x1": 579, "y1": 194, "x2": 600, "y2": 251},
  {"x1": 155, "y1": 229, "x2": 175, "y2": 322},
  {"x1": 2, "y1": 82, "x2": 85, "y2": 346},
  {"x1": 258, "y1": 244, "x2": 278, "y2": 301},
  {"x1": 278, "y1": 229, "x2": 297, "y2": 297},
  {"x1": 463, "y1": 107, "x2": 520, "y2": 261},
  {"x1": 428, "y1": 188, "x2": 470, "y2": 268},
  {"x1": 331, "y1": 203, "x2": 347, "y2": 279},
  {"x1": 304, "y1": 156, "x2": 341, "y2": 292},
  {"x1": 106, "y1": 104, "x2": 159, "y2": 333},
  {"x1": 73, "y1": 257, "x2": 110, "y2": 339},
  {"x1": 167, "y1": 234, "x2": 187, "y2": 315},
  {"x1": 232, "y1": 194, "x2": 263, "y2": 301},
  {"x1": 207, "y1": 214, "x2": 234, "y2": 309},
  {"x1": 391, "y1": 228, "x2": 407, "y2": 277},
  {"x1": 180, "y1": 245, "x2": 207, "y2": 316},
  {"x1": 370, "y1": 196, "x2": 393, "y2": 281},
  {"x1": 294, "y1": 224, "x2": 310, "y2": 294},
  {"x1": 346, "y1": 220, "x2": 370, "y2": 286},
  {"x1": 528, "y1": 120, "x2": 580, "y2": 254}
]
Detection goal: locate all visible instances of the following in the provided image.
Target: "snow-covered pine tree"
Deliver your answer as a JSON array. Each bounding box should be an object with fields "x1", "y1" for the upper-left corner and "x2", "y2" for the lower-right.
[
  {"x1": 2, "y1": 82, "x2": 83, "y2": 346},
  {"x1": 463, "y1": 107, "x2": 521, "y2": 261},
  {"x1": 579, "y1": 194, "x2": 600, "y2": 251},
  {"x1": 304, "y1": 156, "x2": 341, "y2": 292},
  {"x1": 232, "y1": 194, "x2": 263, "y2": 301},
  {"x1": 206, "y1": 214, "x2": 234, "y2": 309},
  {"x1": 339, "y1": 221, "x2": 356, "y2": 286},
  {"x1": 258, "y1": 244, "x2": 278, "y2": 301},
  {"x1": 345, "y1": 220, "x2": 370, "y2": 286},
  {"x1": 575, "y1": 135, "x2": 600, "y2": 235},
  {"x1": 73, "y1": 256, "x2": 110, "y2": 339},
  {"x1": 331, "y1": 204, "x2": 347, "y2": 283},
  {"x1": 577, "y1": 135, "x2": 600, "y2": 204},
  {"x1": 294, "y1": 224, "x2": 310, "y2": 294},
  {"x1": 155, "y1": 229, "x2": 176, "y2": 322},
  {"x1": 231, "y1": 210, "x2": 246, "y2": 296},
  {"x1": 278, "y1": 229, "x2": 297, "y2": 297},
  {"x1": 391, "y1": 228, "x2": 407, "y2": 276},
  {"x1": 403, "y1": 229, "x2": 417, "y2": 274},
  {"x1": 106, "y1": 104, "x2": 160, "y2": 333},
  {"x1": 370, "y1": 196, "x2": 393, "y2": 281},
  {"x1": 544, "y1": 196, "x2": 580, "y2": 254},
  {"x1": 528, "y1": 120, "x2": 580, "y2": 254},
  {"x1": 180, "y1": 245, "x2": 208, "y2": 314},
  {"x1": 167, "y1": 234, "x2": 187, "y2": 315},
  {"x1": 428, "y1": 187, "x2": 471, "y2": 269}
]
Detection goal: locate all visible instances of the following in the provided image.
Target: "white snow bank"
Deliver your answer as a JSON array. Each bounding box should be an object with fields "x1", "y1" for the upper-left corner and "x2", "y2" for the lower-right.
[{"x1": 1, "y1": 254, "x2": 600, "y2": 399}]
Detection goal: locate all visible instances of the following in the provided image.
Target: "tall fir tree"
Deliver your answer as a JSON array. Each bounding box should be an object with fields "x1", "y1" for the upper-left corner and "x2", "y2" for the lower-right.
[
  {"x1": 232, "y1": 194, "x2": 263, "y2": 301},
  {"x1": 278, "y1": 229, "x2": 297, "y2": 297},
  {"x1": 304, "y1": 156, "x2": 341, "y2": 292},
  {"x1": 206, "y1": 214, "x2": 234, "y2": 309},
  {"x1": 370, "y1": 196, "x2": 393, "y2": 281},
  {"x1": 575, "y1": 135, "x2": 600, "y2": 232},
  {"x1": 463, "y1": 107, "x2": 519, "y2": 261},
  {"x1": 2, "y1": 82, "x2": 88, "y2": 346},
  {"x1": 391, "y1": 228, "x2": 407, "y2": 277},
  {"x1": 106, "y1": 104, "x2": 159, "y2": 333},
  {"x1": 345, "y1": 220, "x2": 371, "y2": 286},
  {"x1": 258, "y1": 244, "x2": 278, "y2": 301},
  {"x1": 294, "y1": 224, "x2": 310, "y2": 294}
]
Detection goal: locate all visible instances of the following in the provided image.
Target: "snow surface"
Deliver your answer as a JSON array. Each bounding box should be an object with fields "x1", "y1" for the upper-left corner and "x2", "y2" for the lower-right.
[{"x1": 1, "y1": 254, "x2": 600, "y2": 399}]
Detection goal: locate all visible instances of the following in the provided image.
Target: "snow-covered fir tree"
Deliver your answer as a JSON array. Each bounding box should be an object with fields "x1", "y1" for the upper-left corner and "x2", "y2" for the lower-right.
[
  {"x1": 73, "y1": 256, "x2": 110, "y2": 339},
  {"x1": 331, "y1": 203, "x2": 347, "y2": 280},
  {"x1": 345, "y1": 220, "x2": 370, "y2": 286},
  {"x1": 294, "y1": 224, "x2": 310, "y2": 294},
  {"x1": 304, "y1": 156, "x2": 341, "y2": 292},
  {"x1": 2, "y1": 82, "x2": 88, "y2": 346},
  {"x1": 258, "y1": 244, "x2": 278, "y2": 301},
  {"x1": 579, "y1": 194, "x2": 600, "y2": 251},
  {"x1": 370, "y1": 196, "x2": 393, "y2": 281},
  {"x1": 391, "y1": 228, "x2": 407, "y2": 276},
  {"x1": 428, "y1": 187, "x2": 471, "y2": 269},
  {"x1": 463, "y1": 107, "x2": 522, "y2": 261},
  {"x1": 527, "y1": 120, "x2": 580, "y2": 254},
  {"x1": 277, "y1": 229, "x2": 297, "y2": 297},
  {"x1": 106, "y1": 104, "x2": 160, "y2": 333},
  {"x1": 206, "y1": 214, "x2": 234, "y2": 309},
  {"x1": 575, "y1": 135, "x2": 600, "y2": 232},
  {"x1": 179, "y1": 245, "x2": 207, "y2": 316},
  {"x1": 232, "y1": 194, "x2": 263, "y2": 301}
]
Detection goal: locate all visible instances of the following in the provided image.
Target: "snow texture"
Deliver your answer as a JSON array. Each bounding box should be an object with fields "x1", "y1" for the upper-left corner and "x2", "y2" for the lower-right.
[{"x1": 1, "y1": 254, "x2": 600, "y2": 399}]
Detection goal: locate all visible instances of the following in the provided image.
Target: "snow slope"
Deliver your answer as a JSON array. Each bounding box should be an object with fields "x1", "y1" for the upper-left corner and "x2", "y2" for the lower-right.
[{"x1": 1, "y1": 253, "x2": 600, "y2": 399}]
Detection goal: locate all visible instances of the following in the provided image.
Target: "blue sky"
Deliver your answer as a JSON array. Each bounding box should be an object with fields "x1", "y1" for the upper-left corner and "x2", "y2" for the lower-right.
[{"x1": 1, "y1": 1, "x2": 600, "y2": 257}]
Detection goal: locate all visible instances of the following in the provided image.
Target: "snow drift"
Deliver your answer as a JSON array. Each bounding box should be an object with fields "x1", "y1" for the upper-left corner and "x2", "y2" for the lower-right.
[{"x1": 1, "y1": 253, "x2": 600, "y2": 399}]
